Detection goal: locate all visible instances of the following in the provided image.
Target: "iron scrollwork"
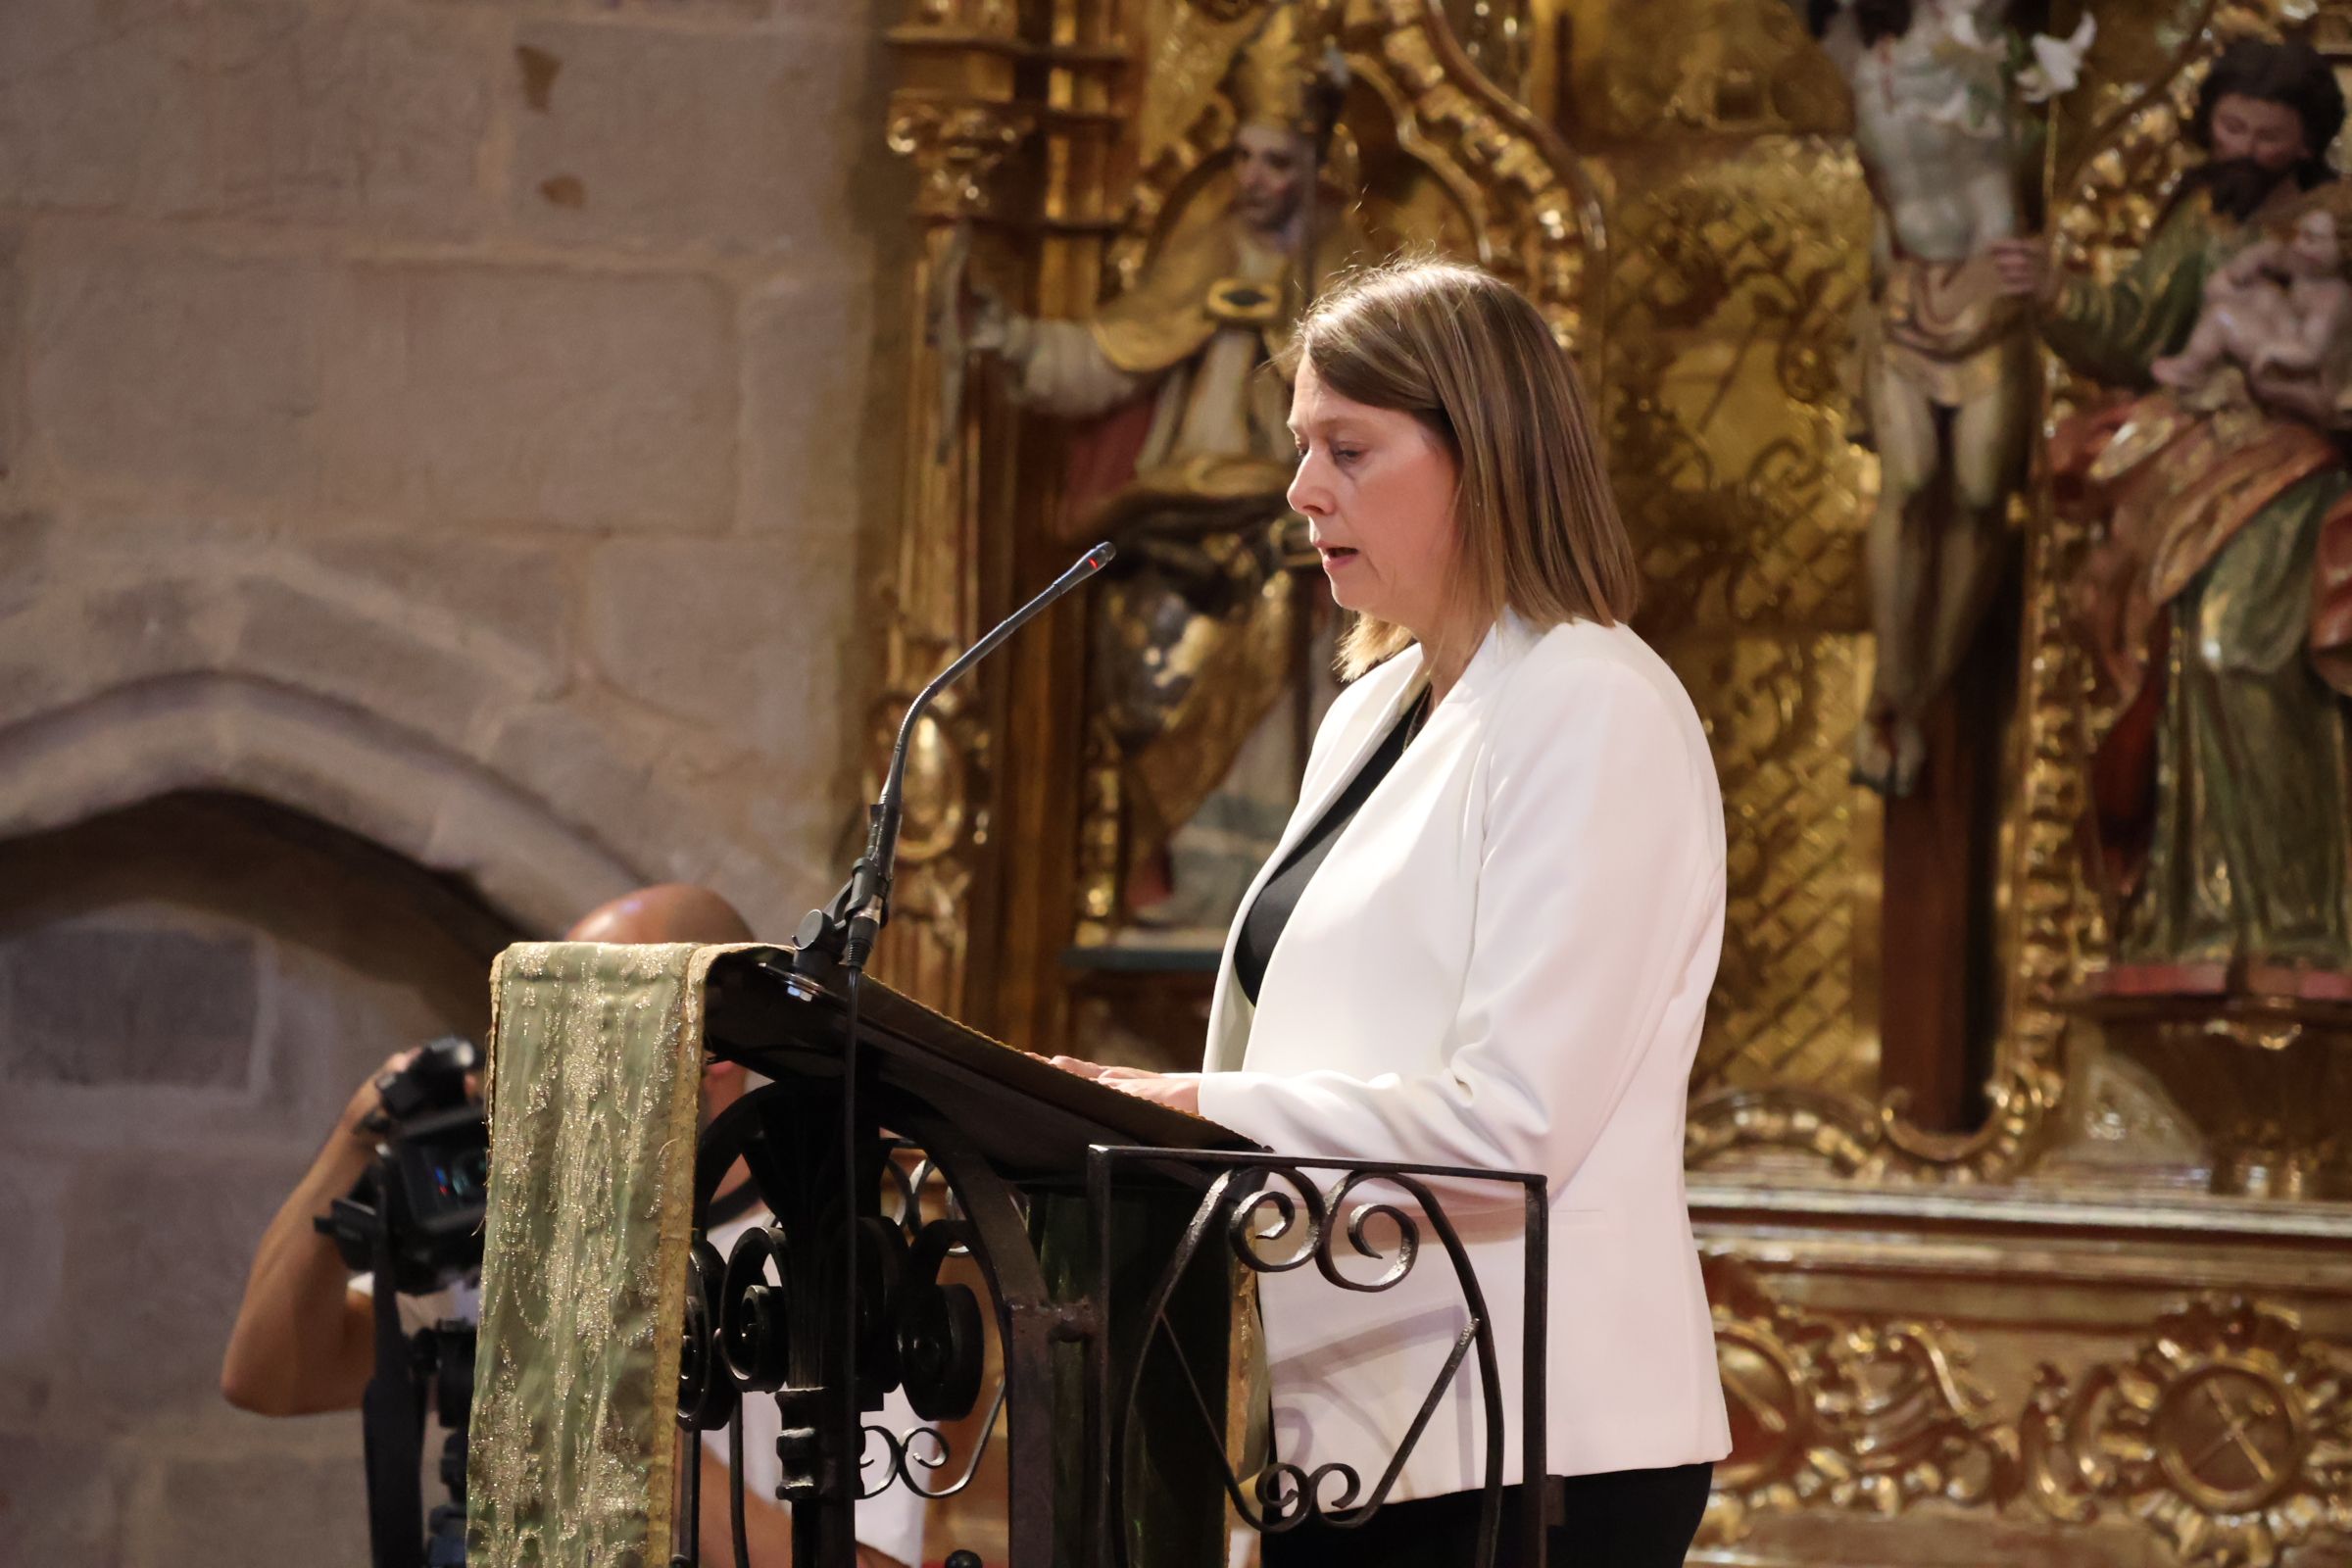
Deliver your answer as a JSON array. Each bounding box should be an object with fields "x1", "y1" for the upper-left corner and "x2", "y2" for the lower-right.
[
  {"x1": 678, "y1": 1239, "x2": 736, "y2": 1434},
  {"x1": 856, "y1": 1140, "x2": 1005, "y2": 1502},
  {"x1": 669, "y1": 1094, "x2": 1017, "y2": 1565},
  {"x1": 1087, "y1": 1148, "x2": 1551, "y2": 1568}
]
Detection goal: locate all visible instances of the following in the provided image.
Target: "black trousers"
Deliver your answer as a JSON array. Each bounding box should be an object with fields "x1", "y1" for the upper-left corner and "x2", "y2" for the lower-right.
[{"x1": 1258, "y1": 1462, "x2": 1713, "y2": 1568}]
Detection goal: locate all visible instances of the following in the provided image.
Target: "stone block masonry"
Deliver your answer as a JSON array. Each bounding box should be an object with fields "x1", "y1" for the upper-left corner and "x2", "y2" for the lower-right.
[
  {"x1": 0, "y1": 0, "x2": 913, "y2": 1558},
  {"x1": 1, "y1": 0, "x2": 910, "y2": 931}
]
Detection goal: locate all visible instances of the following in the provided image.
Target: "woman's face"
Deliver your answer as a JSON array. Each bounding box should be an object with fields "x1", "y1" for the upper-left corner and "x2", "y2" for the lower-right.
[{"x1": 1287, "y1": 359, "x2": 1461, "y2": 634}]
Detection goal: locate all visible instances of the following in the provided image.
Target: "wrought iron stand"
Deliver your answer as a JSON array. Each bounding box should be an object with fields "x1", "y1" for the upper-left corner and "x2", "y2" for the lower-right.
[{"x1": 672, "y1": 950, "x2": 1551, "y2": 1567}]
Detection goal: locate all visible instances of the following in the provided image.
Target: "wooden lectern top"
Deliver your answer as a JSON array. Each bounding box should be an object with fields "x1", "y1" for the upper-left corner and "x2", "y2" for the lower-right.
[{"x1": 702, "y1": 946, "x2": 1253, "y2": 1179}]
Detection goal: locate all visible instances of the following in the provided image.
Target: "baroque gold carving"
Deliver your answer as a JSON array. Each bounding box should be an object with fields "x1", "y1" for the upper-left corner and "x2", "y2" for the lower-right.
[
  {"x1": 1687, "y1": 1066, "x2": 2061, "y2": 1182},
  {"x1": 1703, "y1": 1268, "x2": 2352, "y2": 1565},
  {"x1": 1433, "y1": 0, "x2": 1533, "y2": 101},
  {"x1": 1587, "y1": 131, "x2": 1999, "y2": 1164},
  {"x1": 1345, "y1": 0, "x2": 1593, "y2": 345},
  {"x1": 887, "y1": 99, "x2": 1032, "y2": 220},
  {"x1": 2026, "y1": 1298, "x2": 2352, "y2": 1566},
  {"x1": 1692, "y1": 638, "x2": 1873, "y2": 1100},
  {"x1": 1107, "y1": 0, "x2": 1595, "y2": 347},
  {"x1": 1564, "y1": 0, "x2": 1851, "y2": 142},
  {"x1": 1670, "y1": 0, "x2": 2335, "y2": 1183},
  {"x1": 1703, "y1": 1258, "x2": 2020, "y2": 1544},
  {"x1": 878, "y1": 0, "x2": 1043, "y2": 1012}
]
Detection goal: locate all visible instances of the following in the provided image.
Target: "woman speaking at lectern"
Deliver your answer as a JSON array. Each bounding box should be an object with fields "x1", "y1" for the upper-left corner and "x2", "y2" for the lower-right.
[{"x1": 1053, "y1": 259, "x2": 1731, "y2": 1565}]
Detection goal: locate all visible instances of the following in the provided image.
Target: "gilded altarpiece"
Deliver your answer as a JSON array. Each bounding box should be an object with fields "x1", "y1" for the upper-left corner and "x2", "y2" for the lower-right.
[{"x1": 875, "y1": 0, "x2": 2352, "y2": 1559}]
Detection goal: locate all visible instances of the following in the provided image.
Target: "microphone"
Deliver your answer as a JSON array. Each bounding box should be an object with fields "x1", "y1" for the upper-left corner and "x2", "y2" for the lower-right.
[{"x1": 796, "y1": 541, "x2": 1116, "y2": 975}]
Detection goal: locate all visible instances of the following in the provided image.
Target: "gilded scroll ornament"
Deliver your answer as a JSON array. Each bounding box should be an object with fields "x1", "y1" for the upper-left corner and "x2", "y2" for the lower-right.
[
  {"x1": 1688, "y1": 1058, "x2": 2059, "y2": 1181},
  {"x1": 1700, "y1": 1269, "x2": 2352, "y2": 1565},
  {"x1": 2026, "y1": 1298, "x2": 2352, "y2": 1566},
  {"x1": 1348, "y1": 0, "x2": 1594, "y2": 346},
  {"x1": 1701, "y1": 1258, "x2": 2020, "y2": 1544},
  {"x1": 1434, "y1": 0, "x2": 1532, "y2": 98},
  {"x1": 887, "y1": 101, "x2": 1033, "y2": 221}
]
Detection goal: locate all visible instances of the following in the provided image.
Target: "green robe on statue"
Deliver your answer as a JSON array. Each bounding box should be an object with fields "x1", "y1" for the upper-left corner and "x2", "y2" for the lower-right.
[{"x1": 2048, "y1": 185, "x2": 2352, "y2": 987}]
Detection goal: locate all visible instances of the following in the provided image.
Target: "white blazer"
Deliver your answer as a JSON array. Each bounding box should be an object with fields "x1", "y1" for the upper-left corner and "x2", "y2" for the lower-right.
[{"x1": 1192, "y1": 610, "x2": 1733, "y2": 1497}]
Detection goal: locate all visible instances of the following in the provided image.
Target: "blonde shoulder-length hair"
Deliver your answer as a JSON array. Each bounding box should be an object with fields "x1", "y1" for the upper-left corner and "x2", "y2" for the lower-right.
[{"x1": 1277, "y1": 259, "x2": 1639, "y2": 679}]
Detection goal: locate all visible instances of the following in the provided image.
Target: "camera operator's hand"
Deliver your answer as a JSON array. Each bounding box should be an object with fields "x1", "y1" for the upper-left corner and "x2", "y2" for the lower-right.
[
  {"x1": 222, "y1": 1052, "x2": 427, "y2": 1416},
  {"x1": 336, "y1": 1046, "x2": 422, "y2": 1146},
  {"x1": 338, "y1": 1047, "x2": 413, "y2": 1140}
]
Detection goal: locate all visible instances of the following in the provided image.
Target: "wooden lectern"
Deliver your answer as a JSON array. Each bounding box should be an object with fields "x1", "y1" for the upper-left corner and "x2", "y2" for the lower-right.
[{"x1": 677, "y1": 947, "x2": 1549, "y2": 1568}]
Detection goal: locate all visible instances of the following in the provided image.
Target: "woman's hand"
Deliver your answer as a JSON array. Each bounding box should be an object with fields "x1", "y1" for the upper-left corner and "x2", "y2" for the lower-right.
[{"x1": 1047, "y1": 1056, "x2": 1202, "y2": 1117}]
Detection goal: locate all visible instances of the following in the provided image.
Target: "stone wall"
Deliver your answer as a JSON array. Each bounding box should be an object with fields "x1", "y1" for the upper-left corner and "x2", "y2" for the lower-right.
[
  {"x1": 0, "y1": 0, "x2": 909, "y2": 1558},
  {"x1": 0, "y1": 0, "x2": 909, "y2": 938},
  {"x1": 0, "y1": 794, "x2": 515, "y2": 1565}
]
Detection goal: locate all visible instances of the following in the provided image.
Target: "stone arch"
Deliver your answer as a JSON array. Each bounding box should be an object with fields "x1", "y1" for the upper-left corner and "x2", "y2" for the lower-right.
[
  {"x1": 0, "y1": 526, "x2": 834, "y2": 939},
  {"x1": 0, "y1": 672, "x2": 645, "y2": 936}
]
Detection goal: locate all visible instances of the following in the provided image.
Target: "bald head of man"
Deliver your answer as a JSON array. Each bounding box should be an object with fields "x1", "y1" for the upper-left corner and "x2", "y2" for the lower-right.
[
  {"x1": 560, "y1": 885, "x2": 760, "y2": 1111},
  {"x1": 562, "y1": 883, "x2": 755, "y2": 947}
]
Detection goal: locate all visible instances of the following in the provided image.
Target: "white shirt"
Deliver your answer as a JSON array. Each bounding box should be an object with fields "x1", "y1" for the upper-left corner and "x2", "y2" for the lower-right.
[{"x1": 351, "y1": 1270, "x2": 480, "y2": 1338}]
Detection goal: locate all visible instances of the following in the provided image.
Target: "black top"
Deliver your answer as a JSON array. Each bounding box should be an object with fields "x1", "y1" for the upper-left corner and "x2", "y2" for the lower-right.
[{"x1": 1235, "y1": 690, "x2": 1428, "y2": 1005}]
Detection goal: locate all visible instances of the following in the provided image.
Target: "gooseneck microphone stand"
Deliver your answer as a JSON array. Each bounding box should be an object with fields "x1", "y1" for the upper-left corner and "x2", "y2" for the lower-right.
[
  {"x1": 782, "y1": 541, "x2": 1113, "y2": 1563},
  {"x1": 795, "y1": 538, "x2": 1115, "y2": 979}
]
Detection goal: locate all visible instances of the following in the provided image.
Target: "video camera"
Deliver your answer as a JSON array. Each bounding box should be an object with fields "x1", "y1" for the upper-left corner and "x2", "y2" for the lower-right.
[
  {"x1": 318, "y1": 1036, "x2": 489, "y2": 1295},
  {"x1": 316, "y1": 1035, "x2": 487, "y2": 1568}
]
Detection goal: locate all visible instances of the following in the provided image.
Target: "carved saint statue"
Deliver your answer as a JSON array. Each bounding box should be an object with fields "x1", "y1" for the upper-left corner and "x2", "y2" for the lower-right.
[
  {"x1": 957, "y1": 2, "x2": 1364, "y2": 934},
  {"x1": 1802, "y1": 0, "x2": 2093, "y2": 795},
  {"x1": 2000, "y1": 39, "x2": 2352, "y2": 994}
]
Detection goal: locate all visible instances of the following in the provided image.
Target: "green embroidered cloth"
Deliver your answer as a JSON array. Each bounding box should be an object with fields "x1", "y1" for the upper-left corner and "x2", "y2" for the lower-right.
[{"x1": 466, "y1": 941, "x2": 723, "y2": 1568}]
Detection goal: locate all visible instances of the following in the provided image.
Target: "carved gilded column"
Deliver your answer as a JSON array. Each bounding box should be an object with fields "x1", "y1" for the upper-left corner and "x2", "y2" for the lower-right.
[
  {"x1": 877, "y1": 8, "x2": 1033, "y2": 1016},
  {"x1": 879, "y1": 0, "x2": 1132, "y2": 1026}
]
